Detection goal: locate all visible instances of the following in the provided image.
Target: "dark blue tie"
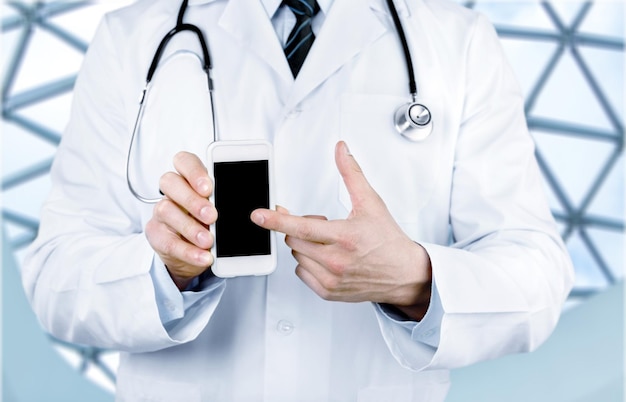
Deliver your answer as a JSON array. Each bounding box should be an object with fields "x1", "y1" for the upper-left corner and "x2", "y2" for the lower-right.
[{"x1": 282, "y1": 0, "x2": 320, "y2": 77}]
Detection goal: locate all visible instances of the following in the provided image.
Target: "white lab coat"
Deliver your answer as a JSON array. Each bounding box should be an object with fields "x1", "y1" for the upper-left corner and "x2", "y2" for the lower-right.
[{"x1": 23, "y1": 0, "x2": 574, "y2": 401}]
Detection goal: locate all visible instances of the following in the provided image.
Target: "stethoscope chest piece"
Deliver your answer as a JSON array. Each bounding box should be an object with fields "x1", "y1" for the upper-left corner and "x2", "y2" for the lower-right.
[{"x1": 394, "y1": 102, "x2": 433, "y2": 142}]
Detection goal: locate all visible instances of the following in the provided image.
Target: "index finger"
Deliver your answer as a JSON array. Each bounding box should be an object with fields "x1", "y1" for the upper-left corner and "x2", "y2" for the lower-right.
[
  {"x1": 251, "y1": 209, "x2": 338, "y2": 244},
  {"x1": 172, "y1": 151, "x2": 212, "y2": 197}
]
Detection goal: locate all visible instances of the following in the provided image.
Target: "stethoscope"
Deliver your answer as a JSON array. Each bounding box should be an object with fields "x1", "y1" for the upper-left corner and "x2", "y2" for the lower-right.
[
  {"x1": 127, "y1": 0, "x2": 433, "y2": 203},
  {"x1": 384, "y1": 0, "x2": 433, "y2": 141}
]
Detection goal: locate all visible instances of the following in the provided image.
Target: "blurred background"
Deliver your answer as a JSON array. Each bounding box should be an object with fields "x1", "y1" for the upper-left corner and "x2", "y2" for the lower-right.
[{"x1": 1, "y1": 0, "x2": 623, "y2": 401}]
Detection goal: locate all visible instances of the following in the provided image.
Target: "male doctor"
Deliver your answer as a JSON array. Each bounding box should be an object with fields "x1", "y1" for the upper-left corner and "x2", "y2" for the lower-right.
[{"x1": 23, "y1": 0, "x2": 574, "y2": 401}]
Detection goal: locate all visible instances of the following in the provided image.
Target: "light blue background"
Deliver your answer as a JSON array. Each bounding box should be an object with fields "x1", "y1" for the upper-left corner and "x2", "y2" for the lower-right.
[{"x1": 2, "y1": 1, "x2": 624, "y2": 401}]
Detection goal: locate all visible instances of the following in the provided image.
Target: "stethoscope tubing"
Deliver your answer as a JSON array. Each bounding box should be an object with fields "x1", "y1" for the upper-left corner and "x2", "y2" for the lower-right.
[
  {"x1": 385, "y1": 0, "x2": 417, "y2": 99},
  {"x1": 126, "y1": 0, "x2": 432, "y2": 204}
]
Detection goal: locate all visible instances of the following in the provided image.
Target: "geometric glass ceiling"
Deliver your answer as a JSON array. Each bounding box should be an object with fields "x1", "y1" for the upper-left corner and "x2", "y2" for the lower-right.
[
  {"x1": 2, "y1": 0, "x2": 624, "y2": 395},
  {"x1": 462, "y1": 0, "x2": 624, "y2": 300}
]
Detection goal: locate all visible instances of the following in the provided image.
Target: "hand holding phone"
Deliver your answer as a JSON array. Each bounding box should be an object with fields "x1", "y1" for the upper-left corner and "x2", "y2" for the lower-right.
[
  {"x1": 207, "y1": 140, "x2": 277, "y2": 277},
  {"x1": 146, "y1": 151, "x2": 216, "y2": 290}
]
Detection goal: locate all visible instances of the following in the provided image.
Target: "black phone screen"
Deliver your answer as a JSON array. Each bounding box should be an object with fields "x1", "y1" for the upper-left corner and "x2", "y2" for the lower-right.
[{"x1": 213, "y1": 160, "x2": 270, "y2": 257}]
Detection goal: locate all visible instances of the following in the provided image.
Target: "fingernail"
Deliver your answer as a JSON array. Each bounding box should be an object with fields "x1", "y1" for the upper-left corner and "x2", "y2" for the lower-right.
[
  {"x1": 197, "y1": 231, "x2": 210, "y2": 247},
  {"x1": 251, "y1": 210, "x2": 265, "y2": 225},
  {"x1": 199, "y1": 251, "x2": 212, "y2": 265},
  {"x1": 200, "y1": 206, "x2": 213, "y2": 221},
  {"x1": 198, "y1": 179, "x2": 210, "y2": 195},
  {"x1": 343, "y1": 142, "x2": 352, "y2": 155}
]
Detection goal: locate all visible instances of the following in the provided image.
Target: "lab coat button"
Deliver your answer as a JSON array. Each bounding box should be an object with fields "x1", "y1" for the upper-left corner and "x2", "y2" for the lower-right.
[{"x1": 276, "y1": 320, "x2": 294, "y2": 335}]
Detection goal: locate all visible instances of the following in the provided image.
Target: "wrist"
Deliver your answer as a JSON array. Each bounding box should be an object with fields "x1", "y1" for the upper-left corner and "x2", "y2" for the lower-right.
[
  {"x1": 165, "y1": 265, "x2": 195, "y2": 291},
  {"x1": 388, "y1": 241, "x2": 432, "y2": 321}
]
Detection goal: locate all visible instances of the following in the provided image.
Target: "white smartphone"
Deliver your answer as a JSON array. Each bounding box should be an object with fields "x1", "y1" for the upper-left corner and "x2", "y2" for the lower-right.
[{"x1": 206, "y1": 140, "x2": 276, "y2": 277}]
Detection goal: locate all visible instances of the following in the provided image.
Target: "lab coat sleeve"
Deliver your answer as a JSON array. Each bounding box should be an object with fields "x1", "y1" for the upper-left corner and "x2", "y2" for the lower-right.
[
  {"x1": 373, "y1": 14, "x2": 574, "y2": 370},
  {"x1": 21, "y1": 15, "x2": 226, "y2": 353},
  {"x1": 150, "y1": 256, "x2": 225, "y2": 335},
  {"x1": 372, "y1": 281, "x2": 445, "y2": 367}
]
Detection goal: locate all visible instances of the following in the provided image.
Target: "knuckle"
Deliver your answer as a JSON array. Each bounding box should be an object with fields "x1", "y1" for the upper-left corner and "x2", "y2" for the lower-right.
[
  {"x1": 160, "y1": 238, "x2": 177, "y2": 257},
  {"x1": 159, "y1": 171, "x2": 178, "y2": 191},
  {"x1": 294, "y1": 222, "x2": 315, "y2": 240},
  {"x1": 190, "y1": 198, "x2": 209, "y2": 216},
  {"x1": 174, "y1": 151, "x2": 206, "y2": 179},
  {"x1": 144, "y1": 221, "x2": 162, "y2": 249},
  {"x1": 338, "y1": 230, "x2": 359, "y2": 252},
  {"x1": 320, "y1": 273, "x2": 341, "y2": 293},
  {"x1": 153, "y1": 198, "x2": 173, "y2": 218},
  {"x1": 179, "y1": 220, "x2": 196, "y2": 242},
  {"x1": 173, "y1": 151, "x2": 189, "y2": 167},
  {"x1": 325, "y1": 257, "x2": 346, "y2": 276},
  {"x1": 318, "y1": 289, "x2": 332, "y2": 300},
  {"x1": 145, "y1": 218, "x2": 158, "y2": 235},
  {"x1": 318, "y1": 279, "x2": 339, "y2": 300}
]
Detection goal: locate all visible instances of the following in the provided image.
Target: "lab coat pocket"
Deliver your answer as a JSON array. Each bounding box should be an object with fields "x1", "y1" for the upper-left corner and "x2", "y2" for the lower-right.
[{"x1": 339, "y1": 93, "x2": 443, "y2": 224}]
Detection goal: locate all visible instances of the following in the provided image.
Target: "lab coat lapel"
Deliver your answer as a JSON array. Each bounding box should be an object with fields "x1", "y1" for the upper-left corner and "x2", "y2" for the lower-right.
[
  {"x1": 285, "y1": 0, "x2": 403, "y2": 109},
  {"x1": 218, "y1": 0, "x2": 293, "y2": 82}
]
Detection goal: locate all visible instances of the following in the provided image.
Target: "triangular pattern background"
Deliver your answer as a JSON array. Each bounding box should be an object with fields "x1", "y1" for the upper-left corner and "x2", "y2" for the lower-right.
[{"x1": 1, "y1": 0, "x2": 624, "y2": 393}]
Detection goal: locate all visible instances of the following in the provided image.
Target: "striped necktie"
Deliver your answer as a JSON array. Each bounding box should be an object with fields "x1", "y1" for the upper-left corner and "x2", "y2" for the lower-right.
[{"x1": 282, "y1": 0, "x2": 320, "y2": 77}]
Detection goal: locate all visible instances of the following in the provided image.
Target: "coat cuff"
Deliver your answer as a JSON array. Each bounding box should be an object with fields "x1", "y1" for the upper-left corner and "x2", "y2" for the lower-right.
[
  {"x1": 150, "y1": 255, "x2": 226, "y2": 342},
  {"x1": 373, "y1": 277, "x2": 444, "y2": 371}
]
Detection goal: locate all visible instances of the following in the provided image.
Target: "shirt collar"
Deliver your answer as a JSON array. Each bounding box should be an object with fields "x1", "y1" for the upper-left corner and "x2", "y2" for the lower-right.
[
  {"x1": 187, "y1": 0, "x2": 333, "y2": 14},
  {"x1": 262, "y1": 0, "x2": 333, "y2": 17}
]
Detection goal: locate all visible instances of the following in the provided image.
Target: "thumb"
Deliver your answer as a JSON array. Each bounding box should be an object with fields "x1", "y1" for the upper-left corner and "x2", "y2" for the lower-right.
[{"x1": 335, "y1": 141, "x2": 380, "y2": 212}]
